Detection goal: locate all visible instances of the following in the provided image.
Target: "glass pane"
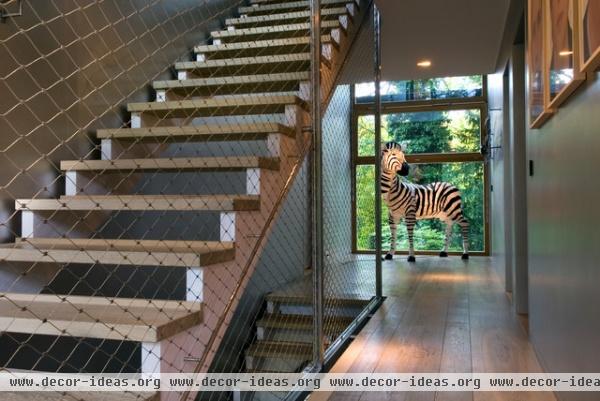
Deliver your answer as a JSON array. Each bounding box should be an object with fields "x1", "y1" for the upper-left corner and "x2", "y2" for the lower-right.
[
  {"x1": 357, "y1": 110, "x2": 481, "y2": 156},
  {"x1": 548, "y1": 0, "x2": 575, "y2": 100},
  {"x1": 528, "y1": 0, "x2": 545, "y2": 123},
  {"x1": 581, "y1": 0, "x2": 600, "y2": 64},
  {"x1": 355, "y1": 162, "x2": 485, "y2": 252},
  {"x1": 355, "y1": 76, "x2": 482, "y2": 103}
]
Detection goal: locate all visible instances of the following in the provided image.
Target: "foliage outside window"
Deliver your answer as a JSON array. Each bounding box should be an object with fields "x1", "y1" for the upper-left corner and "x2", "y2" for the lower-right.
[
  {"x1": 353, "y1": 76, "x2": 487, "y2": 254},
  {"x1": 357, "y1": 109, "x2": 481, "y2": 156},
  {"x1": 355, "y1": 75, "x2": 483, "y2": 103}
]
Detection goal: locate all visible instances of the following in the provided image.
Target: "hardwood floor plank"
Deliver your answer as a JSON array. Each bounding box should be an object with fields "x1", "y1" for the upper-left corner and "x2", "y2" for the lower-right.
[{"x1": 321, "y1": 257, "x2": 556, "y2": 401}]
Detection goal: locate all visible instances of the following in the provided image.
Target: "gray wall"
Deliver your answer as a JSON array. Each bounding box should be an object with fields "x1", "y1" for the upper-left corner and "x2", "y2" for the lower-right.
[
  {"x1": 488, "y1": 72, "x2": 508, "y2": 280},
  {"x1": 0, "y1": 0, "x2": 242, "y2": 242},
  {"x1": 527, "y1": 74, "x2": 600, "y2": 401},
  {"x1": 323, "y1": 85, "x2": 353, "y2": 265}
]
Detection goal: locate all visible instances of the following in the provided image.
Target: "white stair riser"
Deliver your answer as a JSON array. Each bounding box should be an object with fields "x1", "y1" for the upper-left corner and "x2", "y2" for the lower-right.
[
  {"x1": 220, "y1": 212, "x2": 236, "y2": 242},
  {"x1": 141, "y1": 342, "x2": 161, "y2": 374},
  {"x1": 186, "y1": 267, "x2": 203, "y2": 302}
]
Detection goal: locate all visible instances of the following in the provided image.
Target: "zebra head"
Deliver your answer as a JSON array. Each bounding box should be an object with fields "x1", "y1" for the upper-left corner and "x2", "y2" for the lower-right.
[{"x1": 381, "y1": 142, "x2": 410, "y2": 176}]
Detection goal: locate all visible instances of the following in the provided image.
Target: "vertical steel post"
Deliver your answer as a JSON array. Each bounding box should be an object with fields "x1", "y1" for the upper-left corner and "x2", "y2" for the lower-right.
[
  {"x1": 373, "y1": 6, "x2": 383, "y2": 298},
  {"x1": 310, "y1": 0, "x2": 324, "y2": 369}
]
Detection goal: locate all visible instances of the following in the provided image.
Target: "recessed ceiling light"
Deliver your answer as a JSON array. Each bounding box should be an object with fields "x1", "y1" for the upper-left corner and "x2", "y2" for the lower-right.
[
  {"x1": 559, "y1": 50, "x2": 573, "y2": 56},
  {"x1": 417, "y1": 60, "x2": 432, "y2": 67}
]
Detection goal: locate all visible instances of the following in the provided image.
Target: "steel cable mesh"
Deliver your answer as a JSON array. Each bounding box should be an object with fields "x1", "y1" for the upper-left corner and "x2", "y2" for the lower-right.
[
  {"x1": 0, "y1": 0, "x2": 373, "y2": 400},
  {"x1": 320, "y1": 10, "x2": 376, "y2": 359}
]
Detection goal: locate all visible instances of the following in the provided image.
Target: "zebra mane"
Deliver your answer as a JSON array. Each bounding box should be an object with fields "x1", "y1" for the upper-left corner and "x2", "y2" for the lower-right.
[{"x1": 383, "y1": 141, "x2": 402, "y2": 151}]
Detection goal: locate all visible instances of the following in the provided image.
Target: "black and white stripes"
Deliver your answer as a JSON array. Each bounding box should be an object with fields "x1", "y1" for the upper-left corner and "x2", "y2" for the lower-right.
[{"x1": 380, "y1": 142, "x2": 469, "y2": 262}]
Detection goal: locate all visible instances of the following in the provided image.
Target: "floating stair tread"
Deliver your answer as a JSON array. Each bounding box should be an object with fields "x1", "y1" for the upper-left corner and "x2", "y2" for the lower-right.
[
  {"x1": 211, "y1": 21, "x2": 340, "y2": 39},
  {"x1": 0, "y1": 293, "x2": 202, "y2": 342},
  {"x1": 97, "y1": 123, "x2": 294, "y2": 140},
  {"x1": 127, "y1": 93, "x2": 308, "y2": 117},
  {"x1": 225, "y1": 7, "x2": 348, "y2": 26},
  {"x1": 226, "y1": 8, "x2": 348, "y2": 27},
  {"x1": 61, "y1": 156, "x2": 280, "y2": 172},
  {"x1": 2, "y1": 391, "x2": 158, "y2": 401},
  {"x1": 266, "y1": 292, "x2": 371, "y2": 307},
  {"x1": 154, "y1": 72, "x2": 309, "y2": 90},
  {"x1": 193, "y1": 36, "x2": 334, "y2": 54},
  {"x1": 15, "y1": 195, "x2": 260, "y2": 211},
  {"x1": 175, "y1": 53, "x2": 311, "y2": 71},
  {"x1": 246, "y1": 340, "x2": 312, "y2": 358},
  {"x1": 257, "y1": 313, "x2": 353, "y2": 331},
  {"x1": 0, "y1": 239, "x2": 234, "y2": 267},
  {"x1": 239, "y1": 0, "x2": 355, "y2": 13}
]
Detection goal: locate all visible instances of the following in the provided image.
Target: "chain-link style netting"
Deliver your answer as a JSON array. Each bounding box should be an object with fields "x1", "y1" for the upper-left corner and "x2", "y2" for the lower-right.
[{"x1": 0, "y1": 0, "x2": 377, "y2": 400}]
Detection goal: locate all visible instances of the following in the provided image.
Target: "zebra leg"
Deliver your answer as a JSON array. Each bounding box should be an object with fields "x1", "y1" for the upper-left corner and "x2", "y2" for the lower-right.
[
  {"x1": 440, "y1": 220, "x2": 452, "y2": 257},
  {"x1": 384, "y1": 212, "x2": 399, "y2": 260},
  {"x1": 458, "y1": 218, "x2": 469, "y2": 260},
  {"x1": 406, "y1": 212, "x2": 416, "y2": 262}
]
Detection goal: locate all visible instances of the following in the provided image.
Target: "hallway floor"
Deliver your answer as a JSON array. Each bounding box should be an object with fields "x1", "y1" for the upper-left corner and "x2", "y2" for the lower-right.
[{"x1": 317, "y1": 256, "x2": 555, "y2": 401}]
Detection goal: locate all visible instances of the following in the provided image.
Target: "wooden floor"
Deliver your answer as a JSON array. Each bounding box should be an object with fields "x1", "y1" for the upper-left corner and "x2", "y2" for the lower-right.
[{"x1": 316, "y1": 256, "x2": 556, "y2": 401}]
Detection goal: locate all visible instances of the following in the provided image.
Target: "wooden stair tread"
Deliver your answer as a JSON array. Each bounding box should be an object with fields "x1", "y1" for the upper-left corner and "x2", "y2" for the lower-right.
[
  {"x1": 257, "y1": 313, "x2": 353, "y2": 330},
  {"x1": 193, "y1": 35, "x2": 334, "y2": 54},
  {"x1": 0, "y1": 293, "x2": 202, "y2": 342},
  {"x1": 226, "y1": 8, "x2": 348, "y2": 27},
  {"x1": 2, "y1": 391, "x2": 158, "y2": 401},
  {"x1": 175, "y1": 53, "x2": 310, "y2": 71},
  {"x1": 127, "y1": 93, "x2": 308, "y2": 118},
  {"x1": 239, "y1": 0, "x2": 354, "y2": 14},
  {"x1": 96, "y1": 122, "x2": 294, "y2": 140},
  {"x1": 0, "y1": 239, "x2": 234, "y2": 267},
  {"x1": 266, "y1": 293, "x2": 371, "y2": 306},
  {"x1": 154, "y1": 72, "x2": 309, "y2": 90},
  {"x1": 246, "y1": 340, "x2": 312, "y2": 358},
  {"x1": 211, "y1": 20, "x2": 340, "y2": 39},
  {"x1": 60, "y1": 156, "x2": 280, "y2": 172},
  {"x1": 15, "y1": 195, "x2": 260, "y2": 211}
]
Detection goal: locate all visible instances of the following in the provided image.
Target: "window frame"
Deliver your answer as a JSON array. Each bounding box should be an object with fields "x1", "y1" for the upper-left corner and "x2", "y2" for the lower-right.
[{"x1": 350, "y1": 78, "x2": 491, "y2": 256}]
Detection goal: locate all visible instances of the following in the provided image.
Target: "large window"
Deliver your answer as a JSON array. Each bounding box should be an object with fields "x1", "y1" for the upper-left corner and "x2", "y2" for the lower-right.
[
  {"x1": 352, "y1": 76, "x2": 489, "y2": 254},
  {"x1": 355, "y1": 75, "x2": 483, "y2": 103}
]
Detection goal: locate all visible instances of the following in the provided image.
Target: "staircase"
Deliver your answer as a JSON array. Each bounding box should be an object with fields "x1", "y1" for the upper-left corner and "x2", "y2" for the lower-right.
[{"x1": 0, "y1": 0, "x2": 370, "y2": 399}]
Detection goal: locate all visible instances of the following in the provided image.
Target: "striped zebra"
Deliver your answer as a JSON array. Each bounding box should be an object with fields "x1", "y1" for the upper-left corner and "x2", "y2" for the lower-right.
[{"x1": 380, "y1": 142, "x2": 469, "y2": 262}]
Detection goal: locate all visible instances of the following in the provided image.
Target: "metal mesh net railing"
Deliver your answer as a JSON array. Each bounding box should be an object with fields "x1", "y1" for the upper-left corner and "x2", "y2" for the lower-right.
[{"x1": 0, "y1": 0, "x2": 378, "y2": 401}]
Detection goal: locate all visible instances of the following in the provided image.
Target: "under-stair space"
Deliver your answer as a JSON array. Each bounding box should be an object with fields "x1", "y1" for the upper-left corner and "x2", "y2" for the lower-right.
[{"x1": 0, "y1": 1, "x2": 369, "y2": 399}]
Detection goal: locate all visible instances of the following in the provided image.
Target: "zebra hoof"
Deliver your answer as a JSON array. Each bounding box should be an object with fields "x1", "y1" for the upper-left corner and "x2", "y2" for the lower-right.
[
  {"x1": 439, "y1": 251, "x2": 448, "y2": 257},
  {"x1": 383, "y1": 253, "x2": 393, "y2": 260},
  {"x1": 461, "y1": 253, "x2": 469, "y2": 260},
  {"x1": 407, "y1": 255, "x2": 416, "y2": 262}
]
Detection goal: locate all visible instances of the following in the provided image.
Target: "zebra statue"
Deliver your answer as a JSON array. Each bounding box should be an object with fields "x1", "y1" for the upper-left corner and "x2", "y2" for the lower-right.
[{"x1": 380, "y1": 142, "x2": 469, "y2": 262}]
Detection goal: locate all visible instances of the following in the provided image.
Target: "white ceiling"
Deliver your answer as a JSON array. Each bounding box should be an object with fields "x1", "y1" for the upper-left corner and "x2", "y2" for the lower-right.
[{"x1": 340, "y1": 0, "x2": 517, "y2": 83}]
